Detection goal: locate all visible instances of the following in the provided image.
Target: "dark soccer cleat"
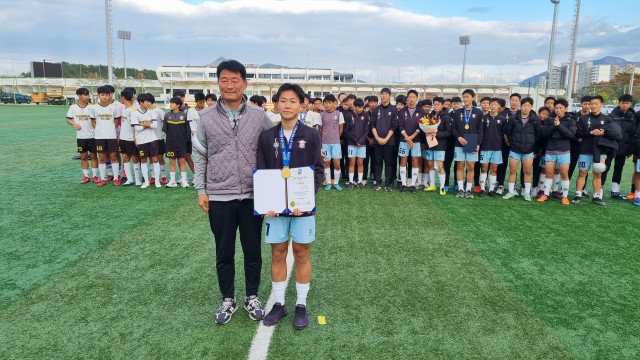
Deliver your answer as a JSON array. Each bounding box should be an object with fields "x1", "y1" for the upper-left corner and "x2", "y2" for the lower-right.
[
  {"x1": 571, "y1": 196, "x2": 582, "y2": 205},
  {"x1": 593, "y1": 197, "x2": 606, "y2": 207},
  {"x1": 385, "y1": 186, "x2": 393, "y2": 192},
  {"x1": 410, "y1": 186, "x2": 417, "y2": 193},
  {"x1": 488, "y1": 190, "x2": 498, "y2": 197},
  {"x1": 400, "y1": 185, "x2": 407, "y2": 192},
  {"x1": 551, "y1": 191, "x2": 562, "y2": 199},
  {"x1": 244, "y1": 295, "x2": 265, "y2": 321},
  {"x1": 456, "y1": 190, "x2": 465, "y2": 198},
  {"x1": 611, "y1": 192, "x2": 626, "y2": 200},
  {"x1": 215, "y1": 298, "x2": 238, "y2": 325},
  {"x1": 465, "y1": 190, "x2": 474, "y2": 199},
  {"x1": 357, "y1": 183, "x2": 365, "y2": 190},
  {"x1": 373, "y1": 184, "x2": 382, "y2": 191},
  {"x1": 348, "y1": 182, "x2": 354, "y2": 190},
  {"x1": 263, "y1": 303, "x2": 288, "y2": 326},
  {"x1": 293, "y1": 304, "x2": 309, "y2": 330},
  {"x1": 478, "y1": 190, "x2": 487, "y2": 197}
]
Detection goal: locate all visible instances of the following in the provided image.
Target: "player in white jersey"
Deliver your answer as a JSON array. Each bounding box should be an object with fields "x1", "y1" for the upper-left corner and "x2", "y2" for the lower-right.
[
  {"x1": 66, "y1": 87, "x2": 98, "y2": 183},
  {"x1": 131, "y1": 94, "x2": 161, "y2": 189},
  {"x1": 148, "y1": 93, "x2": 167, "y2": 185},
  {"x1": 90, "y1": 86, "x2": 122, "y2": 187},
  {"x1": 300, "y1": 94, "x2": 321, "y2": 128},
  {"x1": 119, "y1": 89, "x2": 141, "y2": 186},
  {"x1": 105, "y1": 85, "x2": 124, "y2": 180}
]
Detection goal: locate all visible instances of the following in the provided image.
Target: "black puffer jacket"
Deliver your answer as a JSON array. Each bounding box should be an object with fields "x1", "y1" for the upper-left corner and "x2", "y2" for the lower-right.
[
  {"x1": 541, "y1": 114, "x2": 576, "y2": 152},
  {"x1": 609, "y1": 107, "x2": 637, "y2": 156},
  {"x1": 506, "y1": 111, "x2": 541, "y2": 154}
]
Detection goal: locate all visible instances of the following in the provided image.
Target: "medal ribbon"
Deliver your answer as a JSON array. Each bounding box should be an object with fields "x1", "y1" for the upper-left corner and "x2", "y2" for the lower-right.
[
  {"x1": 279, "y1": 121, "x2": 300, "y2": 168},
  {"x1": 464, "y1": 109, "x2": 471, "y2": 128}
]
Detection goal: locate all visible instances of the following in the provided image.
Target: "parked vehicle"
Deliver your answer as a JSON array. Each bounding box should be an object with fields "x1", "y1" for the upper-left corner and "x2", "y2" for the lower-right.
[
  {"x1": 0, "y1": 93, "x2": 32, "y2": 104},
  {"x1": 602, "y1": 104, "x2": 615, "y2": 115},
  {"x1": 32, "y1": 86, "x2": 67, "y2": 105}
]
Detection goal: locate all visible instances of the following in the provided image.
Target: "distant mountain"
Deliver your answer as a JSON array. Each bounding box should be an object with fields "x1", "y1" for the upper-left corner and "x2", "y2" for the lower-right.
[
  {"x1": 519, "y1": 56, "x2": 640, "y2": 86},
  {"x1": 205, "y1": 57, "x2": 292, "y2": 69}
]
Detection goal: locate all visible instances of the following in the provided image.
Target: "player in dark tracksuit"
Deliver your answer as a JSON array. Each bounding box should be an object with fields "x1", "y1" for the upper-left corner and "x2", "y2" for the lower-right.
[
  {"x1": 423, "y1": 97, "x2": 452, "y2": 194},
  {"x1": 451, "y1": 89, "x2": 484, "y2": 199},
  {"x1": 480, "y1": 98, "x2": 507, "y2": 197},
  {"x1": 345, "y1": 98, "x2": 370, "y2": 189}
]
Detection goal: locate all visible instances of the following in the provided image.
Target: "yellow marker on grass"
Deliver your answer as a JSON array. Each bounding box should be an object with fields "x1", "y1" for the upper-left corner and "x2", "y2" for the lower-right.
[{"x1": 317, "y1": 315, "x2": 326, "y2": 325}]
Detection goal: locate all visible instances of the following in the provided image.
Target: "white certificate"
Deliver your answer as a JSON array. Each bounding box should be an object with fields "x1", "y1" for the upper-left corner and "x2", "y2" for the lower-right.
[{"x1": 253, "y1": 166, "x2": 316, "y2": 215}]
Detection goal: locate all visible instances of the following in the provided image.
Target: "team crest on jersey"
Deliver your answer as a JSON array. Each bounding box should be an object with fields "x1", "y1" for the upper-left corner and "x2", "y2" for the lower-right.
[
  {"x1": 497, "y1": 119, "x2": 501, "y2": 124},
  {"x1": 334, "y1": 115, "x2": 338, "y2": 120},
  {"x1": 388, "y1": 111, "x2": 391, "y2": 116},
  {"x1": 298, "y1": 140, "x2": 306, "y2": 149},
  {"x1": 179, "y1": 116, "x2": 184, "y2": 120},
  {"x1": 600, "y1": 120, "x2": 604, "y2": 124},
  {"x1": 472, "y1": 114, "x2": 476, "y2": 118}
]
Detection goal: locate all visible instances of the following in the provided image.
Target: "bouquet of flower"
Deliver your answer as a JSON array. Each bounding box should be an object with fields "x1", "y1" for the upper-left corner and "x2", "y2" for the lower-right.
[{"x1": 419, "y1": 116, "x2": 440, "y2": 134}]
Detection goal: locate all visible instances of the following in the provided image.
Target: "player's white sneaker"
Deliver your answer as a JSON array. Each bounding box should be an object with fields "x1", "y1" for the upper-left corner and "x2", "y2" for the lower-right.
[
  {"x1": 141, "y1": 181, "x2": 150, "y2": 189},
  {"x1": 181, "y1": 180, "x2": 190, "y2": 188},
  {"x1": 166, "y1": 180, "x2": 178, "y2": 188},
  {"x1": 135, "y1": 179, "x2": 143, "y2": 186},
  {"x1": 155, "y1": 181, "x2": 162, "y2": 188}
]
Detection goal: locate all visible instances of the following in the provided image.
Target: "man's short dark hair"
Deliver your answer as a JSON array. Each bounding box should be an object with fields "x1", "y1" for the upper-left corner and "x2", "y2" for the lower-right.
[
  {"x1": 217, "y1": 59, "x2": 247, "y2": 80},
  {"x1": 451, "y1": 96, "x2": 462, "y2": 103},
  {"x1": 273, "y1": 94, "x2": 279, "y2": 103},
  {"x1": 368, "y1": 95, "x2": 378, "y2": 103},
  {"x1": 249, "y1": 95, "x2": 264, "y2": 106},
  {"x1": 313, "y1": 97, "x2": 322, "y2": 103},
  {"x1": 173, "y1": 90, "x2": 186, "y2": 98},
  {"x1": 619, "y1": 94, "x2": 633, "y2": 103},
  {"x1": 538, "y1": 106, "x2": 551, "y2": 115},
  {"x1": 76, "y1": 87, "x2": 89, "y2": 96},
  {"x1": 510, "y1": 93, "x2": 522, "y2": 100},
  {"x1": 120, "y1": 89, "x2": 134, "y2": 102},
  {"x1": 146, "y1": 93, "x2": 156, "y2": 104},
  {"x1": 380, "y1": 87, "x2": 391, "y2": 95},
  {"x1": 580, "y1": 95, "x2": 592, "y2": 103},
  {"x1": 323, "y1": 94, "x2": 337, "y2": 103},
  {"x1": 354, "y1": 98, "x2": 365, "y2": 107},
  {"x1": 261, "y1": 96, "x2": 267, "y2": 104},
  {"x1": 338, "y1": 92, "x2": 346, "y2": 98},
  {"x1": 276, "y1": 83, "x2": 306, "y2": 104},
  {"x1": 137, "y1": 93, "x2": 150, "y2": 103},
  {"x1": 169, "y1": 96, "x2": 183, "y2": 107},
  {"x1": 462, "y1": 89, "x2": 475, "y2": 97},
  {"x1": 105, "y1": 85, "x2": 116, "y2": 94},
  {"x1": 194, "y1": 92, "x2": 206, "y2": 102},
  {"x1": 554, "y1": 99, "x2": 569, "y2": 108},
  {"x1": 407, "y1": 89, "x2": 419, "y2": 98},
  {"x1": 205, "y1": 93, "x2": 217, "y2": 102},
  {"x1": 97, "y1": 86, "x2": 109, "y2": 95},
  {"x1": 480, "y1": 96, "x2": 491, "y2": 103},
  {"x1": 489, "y1": 97, "x2": 500, "y2": 104},
  {"x1": 432, "y1": 97, "x2": 445, "y2": 105},
  {"x1": 591, "y1": 95, "x2": 604, "y2": 103},
  {"x1": 544, "y1": 96, "x2": 556, "y2": 103},
  {"x1": 304, "y1": 94, "x2": 311, "y2": 102},
  {"x1": 521, "y1": 97, "x2": 534, "y2": 106},
  {"x1": 422, "y1": 99, "x2": 432, "y2": 106},
  {"x1": 123, "y1": 87, "x2": 137, "y2": 95},
  {"x1": 395, "y1": 95, "x2": 406, "y2": 105},
  {"x1": 346, "y1": 94, "x2": 356, "y2": 100},
  {"x1": 498, "y1": 98, "x2": 506, "y2": 107}
]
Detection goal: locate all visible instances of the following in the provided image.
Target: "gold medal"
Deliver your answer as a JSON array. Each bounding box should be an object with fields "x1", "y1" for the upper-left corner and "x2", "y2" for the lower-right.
[
  {"x1": 465, "y1": 124, "x2": 470, "y2": 130},
  {"x1": 281, "y1": 167, "x2": 291, "y2": 179}
]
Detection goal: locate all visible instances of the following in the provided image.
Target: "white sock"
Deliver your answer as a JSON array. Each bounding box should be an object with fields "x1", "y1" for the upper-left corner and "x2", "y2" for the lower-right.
[
  {"x1": 595, "y1": 191, "x2": 603, "y2": 199},
  {"x1": 296, "y1": 282, "x2": 310, "y2": 306},
  {"x1": 181, "y1": 172, "x2": 187, "y2": 182},
  {"x1": 489, "y1": 175, "x2": 497, "y2": 191},
  {"x1": 479, "y1": 172, "x2": 488, "y2": 191},
  {"x1": 153, "y1": 162, "x2": 161, "y2": 180},
  {"x1": 98, "y1": 163, "x2": 107, "y2": 180},
  {"x1": 124, "y1": 162, "x2": 132, "y2": 182},
  {"x1": 272, "y1": 281, "x2": 287, "y2": 305},
  {"x1": 141, "y1": 163, "x2": 149, "y2": 182},
  {"x1": 419, "y1": 173, "x2": 426, "y2": 186},
  {"x1": 400, "y1": 167, "x2": 407, "y2": 186},
  {"x1": 575, "y1": 190, "x2": 582, "y2": 197},
  {"x1": 457, "y1": 180, "x2": 464, "y2": 190},
  {"x1": 429, "y1": 170, "x2": 436, "y2": 188},
  {"x1": 552, "y1": 174, "x2": 561, "y2": 192},
  {"x1": 348, "y1": 172, "x2": 354, "y2": 183},
  {"x1": 357, "y1": 172, "x2": 363, "y2": 184},
  {"x1": 524, "y1": 183, "x2": 531, "y2": 196},
  {"x1": 107, "y1": 164, "x2": 113, "y2": 176},
  {"x1": 170, "y1": 172, "x2": 176, "y2": 182},
  {"x1": 636, "y1": 190, "x2": 640, "y2": 198},
  {"x1": 324, "y1": 168, "x2": 330, "y2": 183},
  {"x1": 562, "y1": 180, "x2": 570, "y2": 198},
  {"x1": 82, "y1": 169, "x2": 89, "y2": 177},
  {"x1": 439, "y1": 173, "x2": 446, "y2": 189},
  {"x1": 92, "y1": 168, "x2": 98, "y2": 177},
  {"x1": 333, "y1": 169, "x2": 341, "y2": 184},
  {"x1": 611, "y1": 182, "x2": 620, "y2": 193},
  {"x1": 411, "y1": 168, "x2": 419, "y2": 186},
  {"x1": 538, "y1": 176, "x2": 545, "y2": 191},
  {"x1": 544, "y1": 178, "x2": 553, "y2": 196},
  {"x1": 112, "y1": 162, "x2": 120, "y2": 178},
  {"x1": 160, "y1": 164, "x2": 166, "y2": 177},
  {"x1": 508, "y1": 182, "x2": 515, "y2": 194},
  {"x1": 466, "y1": 182, "x2": 473, "y2": 192},
  {"x1": 134, "y1": 163, "x2": 142, "y2": 183}
]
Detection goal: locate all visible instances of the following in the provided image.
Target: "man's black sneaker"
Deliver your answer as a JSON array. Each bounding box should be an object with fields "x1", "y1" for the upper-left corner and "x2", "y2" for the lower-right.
[
  {"x1": 456, "y1": 190, "x2": 465, "y2": 198},
  {"x1": 410, "y1": 186, "x2": 417, "y2": 193},
  {"x1": 582, "y1": 191, "x2": 590, "y2": 199},
  {"x1": 262, "y1": 302, "x2": 288, "y2": 326},
  {"x1": 611, "y1": 192, "x2": 626, "y2": 200},
  {"x1": 400, "y1": 185, "x2": 407, "y2": 192},
  {"x1": 385, "y1": 186, "x2": 393, "y2": 192},
  {"x1": 465, "y1": 190, "x2": 474, "y2": 199},
  {"x1": 478, "y1": 190, "x2": 487, "y2": 197},
  {"x1": 488, "y1": 190, "x2": 498, "y2": 197},
  {"x1": 215, "y1": 298, "x2": 238, "y2": 325},
  {"x1": 357, "y1": 183, "x2": 365, "y2": 189},
  {"x1": 293, "y1": 304, "x2": 309, "y2": 330},
  {"x1": 373, "y1": 184, "x2": 381, "y2": 191},
  {"x1": 371, "y1": 181, "x2": 378, "y2": 188},
  {"x1": 348, "y1": 182, "x2": 354, "y2": 190},
  {"x1": 593, "y1": 197, "x2": 606, "y2": 206},
  {"x1": 244, "y1": 295, "x2": 265, "y2": 321},
  {"x1": 571, "y1": 196, "x2": 582, "y2": 205}
]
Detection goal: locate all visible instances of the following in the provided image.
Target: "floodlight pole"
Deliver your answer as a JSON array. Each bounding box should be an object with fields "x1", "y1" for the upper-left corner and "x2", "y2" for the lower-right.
[
  {"x1": 566, "y1": 0, "x2": 581, "y2": 101},
  {"x1": 118, "y1": 30, "x2": 132, "y2": 80},
  {"x1": 545, "y1": 0, "x2": 560, "y2": 97},
  {"x1": 459, "y1": 35, "x2": 470, "y2": 83},
  {"x1": 105, "y1": 0, "x2": 114, "y2": 83}
]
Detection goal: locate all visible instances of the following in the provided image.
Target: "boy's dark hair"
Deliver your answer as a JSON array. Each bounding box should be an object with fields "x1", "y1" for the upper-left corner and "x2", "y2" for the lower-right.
[
  {"x1": 554, "y1": 99, "x2": 569, "y2": 108},
  {"x1": 510, "y1": 93, "x2": 522, "y2": 100},
  {"x1": 120, "y1": 89, "x2": 134, "y2": 102},
  {"x1": 432, "y1": 96, "x2": 445, "y2": 105},
  {"x1": 580, "y1": 95, "x2": 592, "y2": 103},
  {"x1": 354, "y1": 98, "x2": 365, "y2": 107},
  {"x1": 422, "y1": 98, "x2": 432, "y2": 106},
  {"x1": 313, "y1": 97, "x2": 322, "y2": 103},
  {"x1": 591, "y1": 95, "x2": 604, "y2": 103},
  {"x1": 105, "y1": 85, "x2": 116, "y2": 94},
  {"x1": 444, "y1": 98, "x2": 452, "y2": 103},
  {"x1": 304, "y1": 94, "x2": 311, "y2": 102},
  {"x1": 417, "y1": 100, "x2": 424, "y2": 107},
  {"x1": 380, "y1": 87, "x2": 391, "y2": 95},
  {"x1": 451, "y1": 96, "x2": 462, "y2": 103},
  {"x1": 346, "y1": 94, "x2": 356, "y2": 100},
  {"x1": 472, "y1": 100, "x2": 478, "y2": 107},
  {"x1": 146, "y1": 93, "x2": 156, "y2": 104},
  {"x1": 217, "y1": 59, "x2": 247, "y2": 80},
  {"x1": 364, "y1": 96, "x2": 371, "y2": 103},
  {"x1": 97, "y1": 86, "x2": 109, "y2": 95},
  {"x1": 323, "y1": 94, "x2": 337, "y2": 103},
  {"x1": 407, "y1": 89, "x2": 419, "y2": 98},
  {"x1": 123, "y1": 87, "x2": 136, "y2": 95},
  {"x1": 194, "y1": 92, "x2": 206, "y2": 102},
  {"x1": 490, "y1": 97, "x2": 500, "y2": 104},
  {"x1": 169, "y1": 96, "x2": 183, "y2": 107},
  {"x1": 137, "y1": 93, "x2": 150, "y2": 103},
  {"x1": 480, "y1": 96, "x2": 491, "y2": 103},
  {"x1": 521, "y1": 97, "x2": 534, "y2": 106},
  {"x1": 368, "y1": 95, "x2": 379, "y2": 103},
  {"x1": 462, "y1": 89, "x2": 475, "y2": 97},
  {"x1": 275, "y1": 83, "x2": 306, "y2": 104},
  {"x1": 249, "y1": 95, "x2": 264, "y2": 106},
  {"x1": 619, "y1": 94, "x2": 633, "y2": 103},
  {"x1": 76, "y1": 87, "x2": 89, "y2": 96},
  {"x1": 205, "y1": 93, "x2": 217, "y2": 101},
  {"x1": 498, "y1": 98, "x2": 506, "y2": 107},
  {"x1": 538, "y1": 106, "x2": 551, "y2": 114},
  {"x1": 544, "y1": 96, "x2": 556, "y2": 103},
  {"x1": 173, "y1": 90, "x2": 186, "y2": 98},
  {"x1": 261, "y1": 96, "x2": 268, "y2": 104},
  {"x1": 395, "y1": 95, "x2": 406, "y2": 105},
  {"x1": 341, "y1": 97, "x2": 350, "y2": 104}
]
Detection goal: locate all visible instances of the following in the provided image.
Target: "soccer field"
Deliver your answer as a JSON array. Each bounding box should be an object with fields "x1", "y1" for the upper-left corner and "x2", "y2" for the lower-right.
[{"x1": 1, "y1": 104, "x2": 639, "y2": 359}]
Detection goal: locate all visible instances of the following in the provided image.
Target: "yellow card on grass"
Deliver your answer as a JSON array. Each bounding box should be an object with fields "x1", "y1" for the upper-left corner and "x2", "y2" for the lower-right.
[{"x1": 317, "y1": 315, "x2": 326, "y2": 325}]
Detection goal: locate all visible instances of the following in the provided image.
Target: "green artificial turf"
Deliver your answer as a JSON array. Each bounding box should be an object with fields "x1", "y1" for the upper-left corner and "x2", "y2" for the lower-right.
[{"x1": 1, "y1": 104, "x2": 638, "y2": 359}]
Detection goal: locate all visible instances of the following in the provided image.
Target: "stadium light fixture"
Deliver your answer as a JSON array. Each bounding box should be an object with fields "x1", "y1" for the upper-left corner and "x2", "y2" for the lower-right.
[
  {"x1": 118, "y1": 30, "x2": 132, "y2": 80},
  {"x1": 459, "y1": 35, "x2": 470, "y2": 83}
]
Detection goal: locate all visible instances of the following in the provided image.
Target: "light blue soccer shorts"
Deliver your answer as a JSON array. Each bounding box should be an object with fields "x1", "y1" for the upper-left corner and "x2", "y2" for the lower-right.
[
  {"x1": 479, "y1": 150, "x2": 503, "y2": 165},
  {"x1": 578, "y1": 154, "x2": 607, "y2": 171},
  {"x1": 454, "y1": 147, "x2": 479, "y2": 162},
  {"x1": 544, "y1": 152, "x2": 571, "y2": 165},
  {"x1": 424, "y1": 149, "x2": 446, "y2": 161},
  {"x1": 265, "y1": 215, "x2": 316, "y2": 244},
  {"x1": 347, "y1": 145, "x2": 367, "y2": 158},
  {"x1": 322, "y1": 143, "x2": 342, "y2": 159},
  {"x1": 637, "y1": 159, "x2": 640, "y2": 173},
  {"x1": 509, "y1": 151, "x2": 534, "y2": 161},
  {"x1": 398, "y1": 141, "x2": 421, "y2": 157}
]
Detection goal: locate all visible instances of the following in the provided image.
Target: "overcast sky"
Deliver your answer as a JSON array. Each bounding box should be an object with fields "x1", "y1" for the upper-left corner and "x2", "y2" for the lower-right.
[{"x1": 1, "y1": 0, "x2": 639, "y2": 84}]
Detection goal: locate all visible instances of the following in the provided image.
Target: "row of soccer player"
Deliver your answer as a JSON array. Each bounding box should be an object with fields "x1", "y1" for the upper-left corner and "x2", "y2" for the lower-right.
[
  {"x1": 66, "y1": 85, "x2": 218, "y2": 188},
  {"x1": 302, "y1": 89, "x2": 640, "y2": 207}
]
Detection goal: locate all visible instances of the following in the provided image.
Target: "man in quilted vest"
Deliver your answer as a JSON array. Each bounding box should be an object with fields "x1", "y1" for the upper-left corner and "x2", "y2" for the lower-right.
[{"x1": 194, "y1": 60, "x2": 274, "y2": 325}]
